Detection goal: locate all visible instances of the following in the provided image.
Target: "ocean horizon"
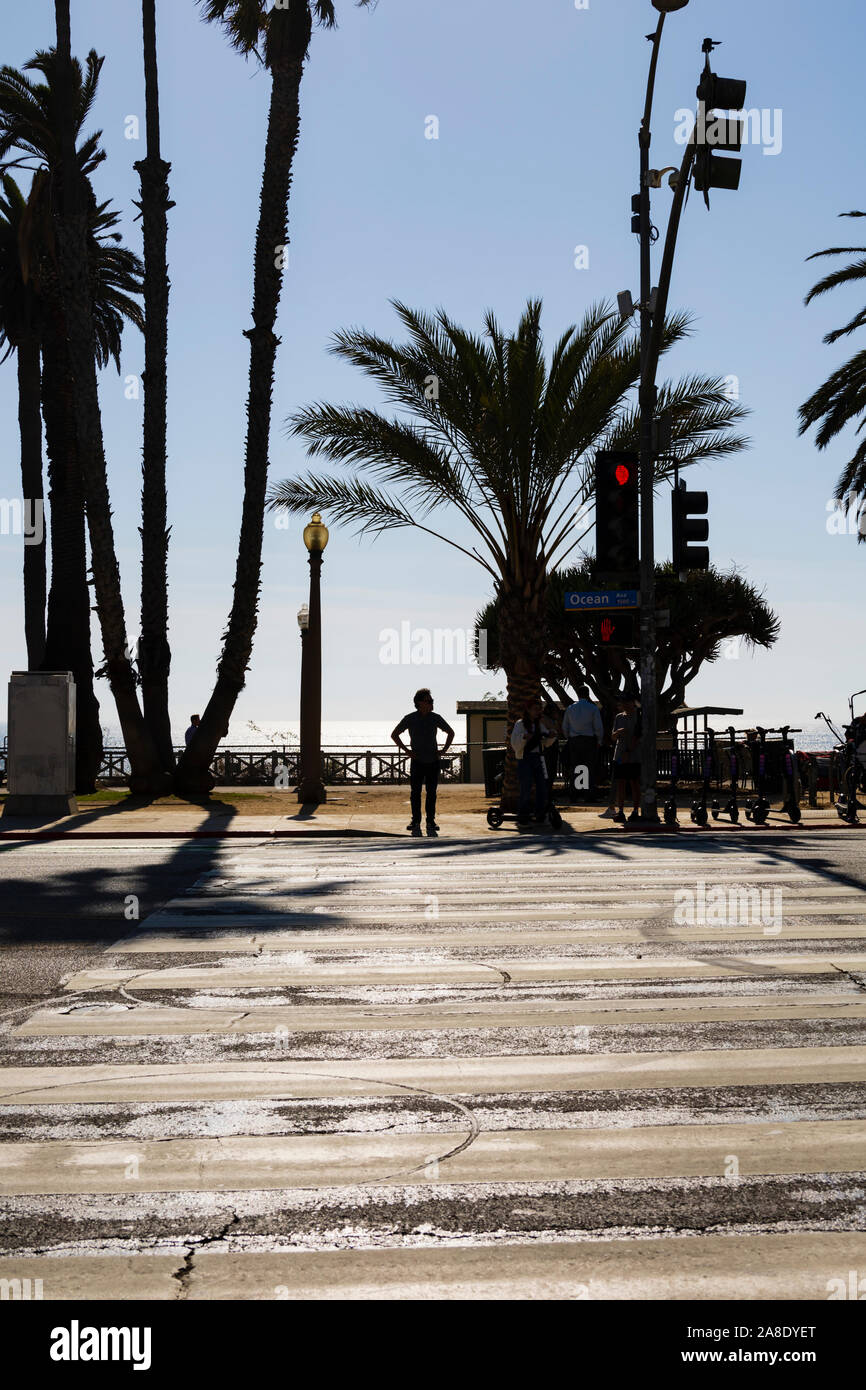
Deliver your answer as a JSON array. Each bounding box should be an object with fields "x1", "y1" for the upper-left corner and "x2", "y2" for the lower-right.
[{"x1": 0, "y1": 715, "x2": 850, "y2": 752}]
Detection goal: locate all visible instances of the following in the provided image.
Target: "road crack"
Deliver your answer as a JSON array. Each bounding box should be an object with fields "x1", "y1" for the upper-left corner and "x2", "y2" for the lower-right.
[{"x1": 171, "y1": 1208, "x2": 241, "y2": 1300}]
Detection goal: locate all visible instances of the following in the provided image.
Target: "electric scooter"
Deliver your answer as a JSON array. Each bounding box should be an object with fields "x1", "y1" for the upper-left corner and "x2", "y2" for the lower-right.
[
  {"x1": 745, "y1": 727, "x2": 771, "y2": 825},
  {"x1": 664, "y1": 724, "x2": 681, "y2": 826},
  {"x1": 487, "y1": 799, "x2": 564, "y2": 830},
  {"x1": 487, "y1": 750, "x2": 564, "y2": 830},
  {"x1": 713, "y1": 726, "x2": 740, "y2": 823},
  {"x1": 779, "y1": 725, "x2": 802, "y2": 824},
  {"x1": 690, "y1": 729, "x2": 716, "y2": 827}
]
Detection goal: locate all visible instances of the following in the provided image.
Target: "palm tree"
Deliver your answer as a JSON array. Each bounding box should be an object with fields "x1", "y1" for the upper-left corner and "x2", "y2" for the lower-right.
[
  {"x1": 0, "y1": 173, "x2": 46, "y2": 671},
  {"x1": 44, "y1": 7, "x2": 167, "y2": 793},
  {"x1": 175, "y1": 0, "x2": 374, "y2": 795},
  {"x1": 799, "y1": 210, "x2": 866, "y2": 540},
  {"x1": 0, "y1": 48, "x2": 150, "y2": 792},
  {"x1": 134, "y1": 0, "x2": 174, "y2": 771},
  {"x1": 268, "y1": 299, "x2": 749, "y2": 806}
]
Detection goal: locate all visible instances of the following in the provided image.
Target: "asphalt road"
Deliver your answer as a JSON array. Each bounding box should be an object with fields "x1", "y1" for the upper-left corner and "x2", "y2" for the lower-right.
[{"x1": 1, "y1": 830, "x2": 865, "y2": 1300}]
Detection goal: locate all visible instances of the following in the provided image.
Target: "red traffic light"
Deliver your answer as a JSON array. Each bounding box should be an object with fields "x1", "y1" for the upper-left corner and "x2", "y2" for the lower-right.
[{"x1": 615, "y1": 464, "x2": 630, "y2": 486}]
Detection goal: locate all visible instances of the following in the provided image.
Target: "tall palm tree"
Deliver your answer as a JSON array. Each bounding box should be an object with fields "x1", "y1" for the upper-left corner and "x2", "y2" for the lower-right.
[
  {"x1": 799, "y1": 210, "x2": 866, "y2": 541},
  {"x1": 134, "y1": 0, "x2": 174, "y2": 771},
  {"x1": 268, "y1": 299, "x2": 748, "y2": 805},
  {"x1": 176, "y1": 0, "x2": 374, "y2": 795},
  {"x1": 50, "y1": 4, "x2": 168, "y2": 793},
  {"x1": 0, "y1": 173, "x2": 46, "y2": 671},
  {"x1": 0, "y1": 49, "x2": 148, "y2": 791}
]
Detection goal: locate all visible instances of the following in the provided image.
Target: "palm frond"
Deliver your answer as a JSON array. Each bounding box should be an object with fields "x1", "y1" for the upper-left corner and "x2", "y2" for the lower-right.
[
  {"x1": 804, "y1": 258, "x2": 866, "y2": 306},
  {"x1": 268, "y1": 473, "x2": 412, "y2": 534},
  {"x1": 277, "y1": 299, "x2": 747, "y2": 586},
  {"x1": 798, "y1": 349, "x2": 866, "y2": 449}
]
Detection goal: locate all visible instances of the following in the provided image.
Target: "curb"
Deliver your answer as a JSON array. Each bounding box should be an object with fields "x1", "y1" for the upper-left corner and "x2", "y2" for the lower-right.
[
  {"x1": 0, "y1": 827, "x2": 402, "y2": 842},
  {"x1": 0, "y1": 822, "x2": 860, "y2": 842}
]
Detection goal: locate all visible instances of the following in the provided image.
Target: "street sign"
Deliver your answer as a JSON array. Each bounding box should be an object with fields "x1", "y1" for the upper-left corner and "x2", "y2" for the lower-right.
[{"x1": 565, "y1": 590, "x2": 640, "y2": 611}]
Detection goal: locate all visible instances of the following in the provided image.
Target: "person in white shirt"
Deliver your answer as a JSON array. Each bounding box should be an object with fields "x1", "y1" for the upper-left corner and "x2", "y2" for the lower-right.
[
  {"x1": 562, "y1": 686, "x2": 603, "y2": 800},
  {"x1": 510, "y1": 697, "x2": 558, "y2": 825}
]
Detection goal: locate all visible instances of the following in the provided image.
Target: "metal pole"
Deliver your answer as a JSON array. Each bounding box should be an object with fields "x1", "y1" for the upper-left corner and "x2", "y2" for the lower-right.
[
  {"x1": 638, "y1": 17, "x2": 665, "y2": 823},
  {"x1": 298, "y1": 551, "x2": 326, "y2": 804}
]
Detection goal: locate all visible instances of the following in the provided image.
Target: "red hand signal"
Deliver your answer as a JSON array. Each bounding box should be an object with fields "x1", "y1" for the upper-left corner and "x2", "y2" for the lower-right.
[{"x1": 601, "y1": 617, "x2": 614, "y2": 642}]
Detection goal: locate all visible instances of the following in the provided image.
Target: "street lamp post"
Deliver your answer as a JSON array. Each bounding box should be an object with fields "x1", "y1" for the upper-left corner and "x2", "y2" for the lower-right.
[
  {"x1": 637, "y1": 0, "x2": 690, "y2": 823},
  {"x1": 297, "y1": 513, "x2": 328, "y2": 804}
]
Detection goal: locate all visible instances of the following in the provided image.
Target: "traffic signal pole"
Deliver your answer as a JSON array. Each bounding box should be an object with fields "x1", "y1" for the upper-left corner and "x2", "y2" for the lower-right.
[{"x1": 637, "y1": 15, "x2": 666, "y2": 823}]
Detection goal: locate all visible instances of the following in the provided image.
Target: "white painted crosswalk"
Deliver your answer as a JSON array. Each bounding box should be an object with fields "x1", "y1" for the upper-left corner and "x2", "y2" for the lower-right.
[{"x1": 1, "y1": 837, "x2": 865, "y2": 1300}]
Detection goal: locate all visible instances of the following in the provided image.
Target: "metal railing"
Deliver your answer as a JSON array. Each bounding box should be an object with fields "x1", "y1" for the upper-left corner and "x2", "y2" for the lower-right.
[{"x1": 0, "y1": 742, "x2": 469, "y2": 788}]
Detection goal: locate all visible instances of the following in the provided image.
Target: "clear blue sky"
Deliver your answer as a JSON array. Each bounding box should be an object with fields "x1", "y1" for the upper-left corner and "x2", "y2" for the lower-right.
[{"x1": 1, "y1": 0, "x2": 864, "y2": 740}]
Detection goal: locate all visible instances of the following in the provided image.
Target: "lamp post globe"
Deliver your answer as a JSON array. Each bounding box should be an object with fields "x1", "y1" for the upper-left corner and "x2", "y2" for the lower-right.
[
  {"x1": 652, "y1": 0, "x2": 689, "y2": 11},
  {"x1": 303, "y1": 512, "x2": 329, "y2": 553}
]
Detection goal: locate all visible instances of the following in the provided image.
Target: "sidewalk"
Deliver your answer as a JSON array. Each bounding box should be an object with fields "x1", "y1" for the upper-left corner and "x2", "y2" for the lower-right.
[{"x1": 0, "y1": 785, "x2": 860, "y2": 838}]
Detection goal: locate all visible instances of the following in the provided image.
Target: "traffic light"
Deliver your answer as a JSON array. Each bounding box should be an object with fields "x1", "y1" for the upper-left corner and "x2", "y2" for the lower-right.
[
  {"x1": 595, "y1": 450, "x2": 639, "y2": 578},
  {"x1": 693, "y1": 68, "x2": 747, "y2": 204},
  {"x1": 672, "y1": 480, "x2": 709, "y2": 571},
  {"x1": 573, "y1": 611, "x2": 638, "y2": 650},
  {"x1": 597, "y1": 612, "x2": 637, "y2": 649}
]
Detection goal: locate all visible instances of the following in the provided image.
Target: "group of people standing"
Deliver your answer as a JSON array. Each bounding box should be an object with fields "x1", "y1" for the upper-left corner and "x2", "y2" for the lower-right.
[
  {"x1": 390, "y1": 685, "x2": 642, "y2": 831},
  {"x1": 511, "y1": 689, "x2": 642, "y2": 825}
]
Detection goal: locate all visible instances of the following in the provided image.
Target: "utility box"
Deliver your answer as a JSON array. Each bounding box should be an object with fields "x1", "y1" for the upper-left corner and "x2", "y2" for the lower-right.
[{"x1": 3, "y1": 671, "x2": 77, "y2": 818}]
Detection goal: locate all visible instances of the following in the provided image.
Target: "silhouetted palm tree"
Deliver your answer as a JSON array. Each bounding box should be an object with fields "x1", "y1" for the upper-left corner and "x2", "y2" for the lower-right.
[
  {"x1": 0, "y1": 41, "x2": 151, "y2": 791},
  {"x1": 176, "y1": 0, "x2": 375, "y2": 794},
  {"x1": 0, "y1": 173, "x2": 46, "y2": 670},
  {"x1": 800, "y1": 210, "x2": 866, "y2": 541},
  {"x1": 135, "y1": 0, "x2": 175, "y2": 772},
  {"x1": 269, "y1": 299, "x2": 748, "y2": 806}
]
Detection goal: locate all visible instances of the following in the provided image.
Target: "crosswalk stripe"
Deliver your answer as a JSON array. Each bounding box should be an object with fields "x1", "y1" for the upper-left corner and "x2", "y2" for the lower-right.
[
  {"x1": 15, "y1": 991, "x2": 866, "y2": 1037},
  {"x1": 61, "y1": 952, "x2": 866, "y2": 991},
  {"x1": 2, "y1": 1232, "x2": 864, "y2": 1301},
  {"x1": 1, "y1": 1044, "x2": 864, "y2": 1105},
  {"x1": 109, "y1": 922, "x2": 866, "y2": 953},
  {"x1": 1, "y1": 1118, "x2": 864, "y2": 1196}
]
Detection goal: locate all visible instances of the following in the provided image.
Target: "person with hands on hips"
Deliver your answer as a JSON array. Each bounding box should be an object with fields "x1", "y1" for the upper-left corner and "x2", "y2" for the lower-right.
[{"x1": 391, "y1": 688, "x2": 454, "y2": 833}]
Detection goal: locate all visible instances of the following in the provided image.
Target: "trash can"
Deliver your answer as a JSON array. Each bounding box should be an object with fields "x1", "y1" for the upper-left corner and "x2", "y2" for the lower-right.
[{"x1": 482, "y1": 746, "x2": 507, "y2": 798}]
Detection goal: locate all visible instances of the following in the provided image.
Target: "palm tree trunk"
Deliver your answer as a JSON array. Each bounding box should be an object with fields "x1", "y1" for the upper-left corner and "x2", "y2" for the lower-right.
[
  {"x1": 53, "y1": 0, "x2": 168, "y2": 796},
  {"x1": 135, "y1": 0, "x2": 174, "y2": 772},
  {"x1": 40, "y1": 316, "x2": 103, "y2": 792},
  {"x1": 175, "y1": 21, "x2": 307, "y2": 794},
  {"x1": 17, "y1": 334, "x2": 46, "y2": 669},
  {"x1": 497, "y1": 574, "x2": 548, "y2": 811}
]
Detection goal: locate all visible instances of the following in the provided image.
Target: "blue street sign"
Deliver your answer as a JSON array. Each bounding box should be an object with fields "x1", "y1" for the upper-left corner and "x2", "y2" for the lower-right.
[{"x1": 565, "y1": 590, "x2": 640, "y2": 611}]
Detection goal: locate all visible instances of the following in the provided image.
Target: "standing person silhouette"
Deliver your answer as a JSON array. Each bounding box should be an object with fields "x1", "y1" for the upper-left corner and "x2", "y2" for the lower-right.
[
  {"x1": 511, "y1": 697, "x2": 557, "y2": 826},
  {"x1": 392, "y1": 689, "x2": 454, "y2": 833},
  {"x1": 612, "y1": 696, "x2": 642, "y2": 824}
]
